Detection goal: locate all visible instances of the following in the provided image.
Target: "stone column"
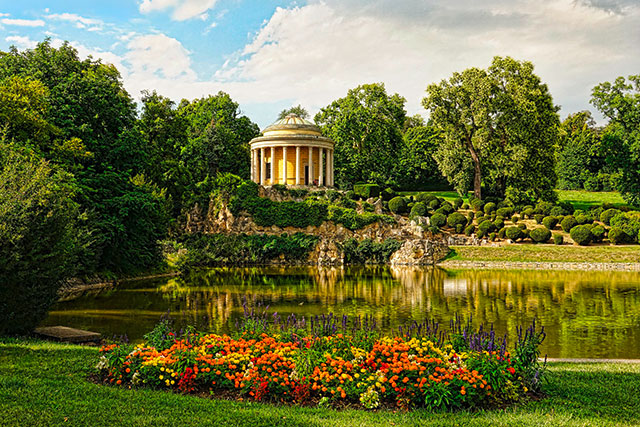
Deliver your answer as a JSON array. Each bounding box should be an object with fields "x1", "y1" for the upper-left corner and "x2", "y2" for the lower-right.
[
  {"x1": 282, "y1": 146, "x2": 288, "y2": 186},
  {"x1": 330, "y1": 149, "x2": 334, "y2": 186},
  {"x1": 295, "y1": 146, "x2": 301, "y2": 185},
  {"x1": 260, "y1": 148, "x2": 266, "y2": 185},
  {"x1": 270, "y1": 147, "x2": 275, "y2": 185},
  {"x1": 308, "y1": 146, "x2": 314, "y2": 186},
  {"x1": 325, "y1": 148, "x2": 331, "y2": 187},
  {"x1": 318, "y1": 148, "x2": 324, "y2": 186}
]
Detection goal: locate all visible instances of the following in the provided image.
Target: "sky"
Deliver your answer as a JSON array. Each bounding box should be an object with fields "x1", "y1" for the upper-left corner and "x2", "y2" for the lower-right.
[{"x1": 0, "y1": 0, "x2": 638, "y2": 128}]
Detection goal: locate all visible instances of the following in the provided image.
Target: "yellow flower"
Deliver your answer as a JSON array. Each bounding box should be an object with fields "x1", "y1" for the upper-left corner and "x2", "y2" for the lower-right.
[{"x1": 159, "y1": 375, "x2": 164, "y2": 380}]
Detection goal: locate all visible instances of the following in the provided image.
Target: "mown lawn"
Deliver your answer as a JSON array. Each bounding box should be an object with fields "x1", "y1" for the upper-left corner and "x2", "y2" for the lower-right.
[
  {"x1": 1, "y1": 339, "x2": 640, "y2": 426},
  {"x1": 446, "y1": 244, "x2": 640, "y2": 263}
]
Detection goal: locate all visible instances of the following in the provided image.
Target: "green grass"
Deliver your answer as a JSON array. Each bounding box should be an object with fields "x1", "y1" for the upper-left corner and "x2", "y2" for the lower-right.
[
  {"x1": 446, "y1": 245, "x2": 640, "y2": 264},
  {"x1": 2, "y1": 339, "x2": 640, "y2": 426}
]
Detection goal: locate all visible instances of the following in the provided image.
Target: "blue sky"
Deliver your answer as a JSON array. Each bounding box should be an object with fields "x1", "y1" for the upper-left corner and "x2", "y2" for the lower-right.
[{"x1": 1, "y1": 0, "x2": 639, "y2": 128}]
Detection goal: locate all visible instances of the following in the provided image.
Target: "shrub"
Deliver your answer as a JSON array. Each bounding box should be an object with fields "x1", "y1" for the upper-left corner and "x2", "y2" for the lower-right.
[
  {"x1": 428, "y1": 199, "x2": 440, "y2": 210},
  {"x1": 609, "y1": 211, "x2": 640, "y2": 242},
  {"x1": 326, "y1": 189, "x2": 340, "y2": 202},
  {"x1": 353, "y1": 184, "x2": 380, "y2": 199},
  {"x1": 410, "y1": 202, "x2": 427, "y2": 218},
  {"x1": 530, "y1": 227, "x2": 551, "y2": 243},
  {"x1": 575, "y1": 214, "x2": 591, "y2": 225},
  {"x1": 447, "y1": 212, "x2": 467, "y2": 228},
  {"x1": 475, "y1": 211, "x2": 484, "y2": 219},
  {"x1": 534, "y1": 214, "x2": 544, "y2": 224},
  {"x1": 496, "y1": 207, "x2": 513, "y2": 218},
  {"x1": 477, "y1": 220, "x2": 496, "y2": 238},
  {"x1": 553, "y1": 234, "x2": 563, "y2": 245},
  {"x1": 570, "y1": 225, "x2": 593, "y2": 246},
  {"x1": 488, "y1": 232, "x2": 496, "y2": 241},
  {"x1": 534, "y1": 201, "x2": 554, "y2": 216},
  {"x1": 415, "y1": 192, "x2": 437, "y2": 204},
  {"x1": 600, "y1": 208, "x2": 621, "y2": 226},
  {"x1": 453, "y1": 198, "x2": 464, "y2": 210},
  {"x1": 608, "y1": 227, "x2": 629, "y2": 245},
  {"x1": 493, "y1": 218, "x2": 504, "y2": 230},
  {"x1": 511, "y1": 214, "x2": 519, "y2": 224},
  {"x1": 462, "y1": 203, "x2": 470, "y2": 209},
  {"x1": 343, "y1": 238, "x2": 402, "y2": 263},
  {"x1": 430, "y1": 213, "x2": 446, "y2": 228},
  {"x1": 591, "y1": 225, "x2": 606, "y2": 243},
  {"x1": 388, "y1": 197, "x2": 408, "y2": 214},
  {"x1": 470, "y1": 197, "x2": 484, "y2": 212},
  {"x1": 467, "y1": 212, "x2": 475, "y2": 223},
  {"x1": 381, "y1": 187, "x2": 396, "y2": 201},
  {"x1": 455, "y1": 223, "x2": 465, "y2": 234},
  {"x1": 518, "y1": 223, "x2": 527, "y2": 231},
  {"x1": 484, "y1": 202, "x2": 497, "y2": 215},
  {"x1": 345, "y1": 190, "x2": 357, "y2": 200},
  {"x1": 560, "y1": 215, "x2": 578, "y2": 232},
  {"x1": 498, "y1": 227, "x2": 506, "y2": 239},
  {"x1": 505, "y1": 226, "x2": 524, "y2": 241},
  {"x1": 439, "y1": 202, "x2": 455, "y2": 215},
  {"x1": 542, "y1": 216, "x2": 558, "y2": 230},
  {"x1": 464, "y1": 224, "x2": 475, "y2": 236},
  {"x1": 363, "y1": 202, "x2": 375, "y2": 212},
  {"x1": 522, "y1": 208, "x2": 534, "y2": 219}
]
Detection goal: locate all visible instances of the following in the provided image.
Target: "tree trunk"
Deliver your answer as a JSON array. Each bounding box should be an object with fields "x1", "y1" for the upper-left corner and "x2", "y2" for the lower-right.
[{"x1": 466, "y1": 138, "x2": 482, "y2": 200}]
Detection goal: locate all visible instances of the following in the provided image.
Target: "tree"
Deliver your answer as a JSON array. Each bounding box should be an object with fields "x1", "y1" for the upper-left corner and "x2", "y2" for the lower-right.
[
  {"x1": 278, "y1": 104, "x2": 309, "y2": 120},
  {"x1": 591, "y1": 75, "x2": 640, "y2": 204},
  {"x1": 395, "y1": 123, "x2": 444, "y2": 190},
  {"x1": 556, "y1": 111, "x2": 605, "y2": 190},
  {"x1": 423, "y1": 56, "x2": 560, "y2": 202},
  {"x1": 0, "y1": 142, "x2": 78, "y2": 334},
  {"x1": 315, "y1": 83, "x2": 406, "y2": 188}
]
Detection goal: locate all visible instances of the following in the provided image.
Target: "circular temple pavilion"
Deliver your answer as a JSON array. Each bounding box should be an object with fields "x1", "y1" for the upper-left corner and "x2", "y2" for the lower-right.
[{"x1": 249, "y1": 114, "x2": 335, "y2": 187}]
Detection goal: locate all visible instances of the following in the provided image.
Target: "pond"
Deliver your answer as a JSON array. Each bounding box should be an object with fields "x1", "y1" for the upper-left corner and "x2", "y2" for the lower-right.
[{"x1": 43, "y1": 266, "x2": 640, "y2": 359}]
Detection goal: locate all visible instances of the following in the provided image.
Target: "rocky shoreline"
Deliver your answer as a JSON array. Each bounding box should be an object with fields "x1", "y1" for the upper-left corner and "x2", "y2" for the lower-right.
[{"x1": 438, "y1": 260, "x2": 640, "y2": 271}]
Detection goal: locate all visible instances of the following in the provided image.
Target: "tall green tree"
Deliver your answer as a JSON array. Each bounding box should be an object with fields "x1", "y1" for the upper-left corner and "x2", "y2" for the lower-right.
[
  {"x1": 395, "y1": 118, "x2": 444, "y2": 190},
  {"x1": 423, "y1": 56, "x2": 560, "y2": 202},
  {"x1": 591, "y1": 75, "x2": 640, "y2": 204},
  {"x1": 315, "y1": 83, "x2": 406, "y2": 188},
  {"x1": 0, "y1": 40, "x2": 168, "y2": 273},
  {"x1": 0, "y1": 142, "x2": 78, "y2": 334}
]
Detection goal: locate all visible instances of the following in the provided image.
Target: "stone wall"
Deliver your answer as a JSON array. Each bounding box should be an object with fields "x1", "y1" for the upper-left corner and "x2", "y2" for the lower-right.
[{"x1": 185, "y1": 197, "x2": 450, "y2": 266}]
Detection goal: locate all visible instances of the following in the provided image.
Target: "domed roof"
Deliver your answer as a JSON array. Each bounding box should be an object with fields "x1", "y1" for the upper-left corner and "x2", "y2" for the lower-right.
[{"x1": 262, "y1": 113, "x2": 321, "y2": 134}]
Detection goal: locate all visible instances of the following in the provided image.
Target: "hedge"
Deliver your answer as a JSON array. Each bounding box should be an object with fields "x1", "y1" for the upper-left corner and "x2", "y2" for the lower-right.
[{"x1": 353, "y1": 184, "x2": 381, "y2": 199}]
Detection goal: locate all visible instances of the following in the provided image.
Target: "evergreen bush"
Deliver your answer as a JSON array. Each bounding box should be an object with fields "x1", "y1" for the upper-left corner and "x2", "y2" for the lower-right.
[
  {"x1": 560, "y1": 215, "x2": 578, "y2": 232},
  {"x1": 430, "y1": 212, "x2": 446, "y2": 228},
  {"x1": 505, "y1": 226, "x2": 524, "y2": 241},
  {"x1": 542, "y1": 216, "x2": 558, "y2": 230},
  {"x1": 608, "y1": 227, "x2": 629, "y2": 245},
  {"x1": 530, "y1": 227, "x2": 551, "y2": 243},
  {"x1": 388, "y1": 197, "x2": 408, "y2": 214},
  {"x1": 570, "y1": 225, "x2": 593, "y2": 246},
  {"x1": 447, "y1": 212, "x2": 467, "y2": 228}
]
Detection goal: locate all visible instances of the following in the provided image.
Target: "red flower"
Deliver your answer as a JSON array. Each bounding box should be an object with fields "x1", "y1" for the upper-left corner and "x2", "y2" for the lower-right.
[{"x1": 507, "y1": 367, "x2": 516, "y2": 375}]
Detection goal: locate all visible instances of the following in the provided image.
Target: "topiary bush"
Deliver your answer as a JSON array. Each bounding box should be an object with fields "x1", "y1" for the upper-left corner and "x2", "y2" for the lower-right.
[
  {"x1": 530, "y1": 227, "x2": 551, "y2": 243},
  {"x1": 534, "y1": 214, "x2": 544, "y2": 224},
  {"x1": 493, "y1": 218, "x2": 504, "y2": 230},
  {"x1": 388, "y1": 196, "x2": 408, "y2": 214},
  {"x1": 511, "y1": 214, "x2": 519, "y2": 224},
  {"x1": 428, "y1": 199, "x2": 440, "y2": 210},
  {"x1": 477, "y1": 220, "x2": 496, "y2": 238},
  {"x1": 522, "y1": 208, "x2": 534, "y2": 219},
  {"x1": 415, "y1": 192, "x2": 437, "y2": 204},
  {"x1": 542, "y1": 216, "x2": 558, "y2": 230},
  {"x1": 560, "y1": 215, "x2": 578, "y2": 232},
  {"x1": 608, "y1": 227, "x2": 629, "y2": 245},
  {"x1": 518, "y1": 223, "x2": 527, "y2": 231},
  {"x1": 453, "y1": 198, "x2": 464, "y2": 210},
  {"x1": 488, "y1": 232, "x2": 496, "y2": 241},
  {"x1": 353, "y1": 184, "x2": 380, "y2": 199},
  {"x1": 381, "y1": 187, "x2": 396, "y2": 202},
  {"x1": 467, "y1": 212, "x2": 475, "y2": 223},
  {"x1": 430, "y1": 212, "x2": 446, "y2": 228},
  {"x1": 553, "y1": 234, "x2": 563, "y2": 245},
  {"x1": 600, "y1": 208, "x2": 621, "y2": 226},
  {"x1": 464, "y1": 224, "x2": 475, "y2": 236},
  {"x1": 455, "y1": 223, "x2": 465, "y2": 234},
  {"x1": 570, "y1": 225, "x2": 593, "y2": 246},
  {"x1": 447, "y1": 212, "x2": 467, "y2": 229},
  {"x1": 410, "y1": 202, "x2": 427, "y2": 218},
  {"x1": 496, "y1": 207, "x2": 513, "y2": 218},
  {"x1": 439, "y1": 201, "x2": 455, "y2": 215},
  {"x1": 591, "y1": 225, "x2": 606, "y2": 243},
  {"x1": 575, "y1": 214, "x2": 591, "y2": 225},
  {"x1": 609, "y1": 211, "x2": 640, "y2": 243},
  {"x1": 505, "y1": 226, "x2": 524, "y2": 241},
  {"x1": 484, "y1": 202, "x2": 497, "y2": 215},
  {"x1": 470, "y1": 197, "x2": 484, "y2": 212},
  {"x1": 498, "y1": 227, "x2": 506, "y2": 239}
]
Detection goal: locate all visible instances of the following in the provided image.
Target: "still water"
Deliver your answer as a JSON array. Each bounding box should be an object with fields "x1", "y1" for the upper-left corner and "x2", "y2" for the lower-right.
[{"x1": 44, "y1": 267, "x2": 640, "y2": 358}]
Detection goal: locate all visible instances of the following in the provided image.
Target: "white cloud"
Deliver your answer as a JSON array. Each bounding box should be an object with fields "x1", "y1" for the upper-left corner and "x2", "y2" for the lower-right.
[
  {"x1": 139, "y1": 0, "x2": 218, "y2": 21},
  {"x1": 0, "y1": 13, "x2": 10, "y2": 17},
  {"x1": 1, "y1": 18, "x2": 45, "y2": 27},
  {"x1": 5, "y1": 35, "x2": 38, "y2": 49},
  {"x1": 46, "y1": 12, "x2": 103, "y2": 26},
  {"x1": 125, "y1": 33, "x2": 197, "y2": 82}
]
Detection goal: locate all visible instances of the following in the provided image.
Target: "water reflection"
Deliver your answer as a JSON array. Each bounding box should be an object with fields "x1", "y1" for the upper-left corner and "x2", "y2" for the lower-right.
[{"x1": 44, "y1": 267, "x2": 640, "y2": 358}]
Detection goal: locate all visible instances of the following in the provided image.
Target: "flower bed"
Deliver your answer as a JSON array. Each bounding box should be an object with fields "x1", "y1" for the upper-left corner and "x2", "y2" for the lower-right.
[{"x1": 97, "y1": 311, "x2": 545, "y2": 411}]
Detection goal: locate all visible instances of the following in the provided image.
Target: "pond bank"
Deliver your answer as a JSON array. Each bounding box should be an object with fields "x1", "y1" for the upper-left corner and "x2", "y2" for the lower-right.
[
  {"x1": 58, "y1": 271, "x2": 180, "y2": 301},
  {"x1": 439, "y1": 260, "x2": 640, "y2": 271}
]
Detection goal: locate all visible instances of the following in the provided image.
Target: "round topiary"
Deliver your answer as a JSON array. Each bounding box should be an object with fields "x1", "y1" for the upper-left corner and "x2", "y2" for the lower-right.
[
  {"x1": 518, "y1": 223, "x2": 527, "y2": 231},
  {"x1": 464, "y1": 224, "x2": 475, "y2": 236},
  {"x1": 484, "y1": 202, "x2": 497, "y2": 215},
  {"x1": 470, "y1": 198, "x2": 484, "y2": 212},
  {"x1": 523, "y1": 208, "x2": 534, "y2": 219},
  {"x1": 476, "y1": 219, "x2": 496, "y2": 238},
  {"x1": 534, "y1": 214, "x2": 544, "y2": 224},
  {"x1": 542, "y1": 216, "x2": 558, "y2": 230},
  {"x1": 570, "y1": 224, "x2": 593, "y2": 246},
  {"x1": 488, "y1": 232, "x2": 497, "y2": 241},
  {"x1": 591, "y1": 224, "x2": 605, "y2": 243},
  {"x1": 381, "y1": 187, "x2": 397, "y2": 201},
  {"x1": 389, "y1": 196, "x2": 408, "y2": 214},
  {"x1": 430, "y1": 212, "x2": 446, "y2": 228},
  {"x1": 511, "y1": 214, "x2": 519, "y2": 224},
  {"x1": 560, "y1": 215, "x2": 578, "y2": 232},
  {"x1": 462, "y1": 203, "x2": 470, "y2": 210},
  {"x1": 608, "y1": 227, "x2": 629, "y2": 245},
  {"x1": 410, "y1": 201, "x2": 427, "y2": 218},
  {"x1": 467, "y1": 212, "x2": 475, "y2": 223},
  {"x1": 493, "y1": 218, "x2": 504, "y2": 230},
  {"x1": 496, "y1": 207, "x2": 514, "y2": 218},
  {"x1": 505, "y1": 226, "x2": 524, "y2": 241},
  {"x1": 553, "y1": 233, "x2": 563, "y2": 245},
  {"x1": 438, "y1": 201, "x2": 455, "y2": 214},
  {"x1": 475, "y1": 211, "x2": 484, "y2": 219},
  {"x1": 455, "y1": 223, "x2": 464, "y2": 234},
  {"x1": 428, "y1": 199, "x2": 440, "y2": 210},
  {"x1": 498, "y1": 227, "x2": 506, "y2": 239},
  {"x1": 415, "y1": 192, "x2": 436, "y2": 203},
  {"x1": 453, "y1": 198, "x2": 464, "y2": 210},
  {"x1": 600, "y1": 208, "x2": 621, "y2": 226},
  {"x1": 575, "y1": 214, "x2": 591, "y2": 225},
  {"x1": 530, "y1": 227, "x2": 551, "y2": 243},
  {"x1": 447, "y1": 212, "x2": 468, "y2": 228}
]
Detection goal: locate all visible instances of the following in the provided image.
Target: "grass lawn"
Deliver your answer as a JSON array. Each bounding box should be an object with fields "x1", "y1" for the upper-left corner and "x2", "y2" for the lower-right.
[
  {"x1": 446, "y1": 244, "x2": 640, "y2": 264},
  {"x1": 2, "y1": 339, "x2": 640, "y2": 426}
]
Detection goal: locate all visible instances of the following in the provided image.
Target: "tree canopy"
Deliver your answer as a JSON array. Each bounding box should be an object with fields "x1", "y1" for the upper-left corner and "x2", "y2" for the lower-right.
[
  {"x1": 423, "y1": 56, "x2": 560, "y2": 203},
  {"x1": 278, "y1": 105, "x2": 309, "y2": 120}
]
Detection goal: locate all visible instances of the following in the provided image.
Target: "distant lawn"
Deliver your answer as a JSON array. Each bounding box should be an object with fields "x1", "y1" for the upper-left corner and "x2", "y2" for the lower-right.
[
  {"x1": 2, "y1": 339, "x2": 640, "y2": 426},
  {"x1": 447, "y1": 244, "x2": 640, "y2": 264}
]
